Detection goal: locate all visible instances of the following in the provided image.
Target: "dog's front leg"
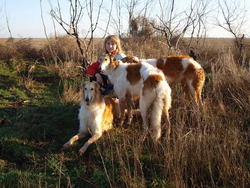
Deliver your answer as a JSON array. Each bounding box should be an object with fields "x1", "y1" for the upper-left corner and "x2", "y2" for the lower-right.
[
  {"x1": 79, "y1": 133, "x2": 102, "y2": 155},
  {"x1": 62, "y1": 132, "x2": 86, "y2": 150}
]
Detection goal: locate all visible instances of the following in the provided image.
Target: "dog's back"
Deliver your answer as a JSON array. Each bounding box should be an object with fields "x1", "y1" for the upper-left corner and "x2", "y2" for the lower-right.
[
  {"x1": 132, "y1": 56, "x2": 205, "y2": 106},
  {"x1": 101, "y1": 54, "x2": 172, "y2": 141}
]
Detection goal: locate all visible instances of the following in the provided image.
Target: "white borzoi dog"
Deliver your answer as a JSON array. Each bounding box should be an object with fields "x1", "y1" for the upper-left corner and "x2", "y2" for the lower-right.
[
  {"x1": 122, "y1": 56, "x2": 205, "y2": 106},
  {"x1": 62, "y1": 81, "x2": 119, "y2": 155},
  {"x1": 101, "y1": 54, "x2": 172, "y2": 141}
]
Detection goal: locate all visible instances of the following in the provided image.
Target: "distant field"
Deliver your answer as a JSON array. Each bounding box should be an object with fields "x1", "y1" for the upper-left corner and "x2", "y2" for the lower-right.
[
  {"x1": 1, "y1": 37, "x2": 246, "y2": 50},
  {"x1": 0, "y1": 37, "x2": 103, "y2": 50}
]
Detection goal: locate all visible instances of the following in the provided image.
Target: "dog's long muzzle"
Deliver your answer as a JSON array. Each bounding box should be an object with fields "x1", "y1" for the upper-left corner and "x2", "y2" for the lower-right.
[{"x1": 85, "y1": 96, "x2": 90, "y2": 106}]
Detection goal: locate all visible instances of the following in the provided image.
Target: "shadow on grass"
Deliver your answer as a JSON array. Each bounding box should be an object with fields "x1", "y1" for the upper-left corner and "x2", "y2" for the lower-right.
[{"x1": 0, "y1": 102, "x2": 88, "y2": 186}]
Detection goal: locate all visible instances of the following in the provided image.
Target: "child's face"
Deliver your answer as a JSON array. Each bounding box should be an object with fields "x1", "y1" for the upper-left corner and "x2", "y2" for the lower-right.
[{"x1": 105, "y1": 39, "x2": 117, "y2": 53}]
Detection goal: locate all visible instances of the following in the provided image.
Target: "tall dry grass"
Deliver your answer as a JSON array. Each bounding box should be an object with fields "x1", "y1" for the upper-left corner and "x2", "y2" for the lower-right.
[
  {"x1": 0, "y1": 36, "x2": 249, "y2": 187},
  {"x1": 94, "y1": 49, "x2": 249, "y2": 187},
  {"x1": 56, "y1": 44, "x2": 248, "y2": 187},
  {"x1": 0, "y1": 38, "x2": 41, "y2": 60},
  {"x1": 81, "y1": 45, "x2": 248, "y2": 187}
]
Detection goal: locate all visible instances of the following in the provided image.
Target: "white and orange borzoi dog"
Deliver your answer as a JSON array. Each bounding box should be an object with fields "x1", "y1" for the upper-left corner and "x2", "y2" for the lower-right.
[
  {"x1": 101, "y1": 54, "x2": 172, "y2": 141},
  {"x1": 62, "y1": 81, "x2": 119, "y2": 155},
  {"x1": 122, "y1": 56, "x2": 205, "y2": 106}
]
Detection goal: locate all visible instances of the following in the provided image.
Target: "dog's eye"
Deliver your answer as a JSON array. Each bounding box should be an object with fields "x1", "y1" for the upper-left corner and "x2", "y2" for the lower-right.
[
  {"x1": 91, "y1": 88, "x2": 94, "y2": 90},
  {"x1": 85, "y1": 88, "x2": 87, "y2": 90}
]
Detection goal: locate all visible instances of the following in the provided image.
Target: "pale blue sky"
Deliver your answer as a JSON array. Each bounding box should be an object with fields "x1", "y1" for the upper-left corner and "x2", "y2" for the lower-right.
[{"x1": 0, "y1": 0, "x2": 249, "y2": 38}]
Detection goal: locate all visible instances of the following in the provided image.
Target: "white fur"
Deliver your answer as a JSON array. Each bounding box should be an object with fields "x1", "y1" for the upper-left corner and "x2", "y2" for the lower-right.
[
  {"x1": 101, "y1": 54, "x2": 172, "y2": 141},
  {"x1": 62, "y1": 81, "x2": 115, "y2": 155},
  {"x1": 140, "y1": 56, "x2": 205, "y2": 106}
]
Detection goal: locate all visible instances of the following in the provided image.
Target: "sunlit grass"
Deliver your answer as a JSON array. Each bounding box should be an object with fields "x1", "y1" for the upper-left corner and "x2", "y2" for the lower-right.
[{"x1": 0, "y1": 38, "x2": 249, "y2": 187}]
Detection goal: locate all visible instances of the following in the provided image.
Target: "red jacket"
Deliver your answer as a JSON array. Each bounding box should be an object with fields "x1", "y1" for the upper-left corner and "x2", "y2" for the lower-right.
[{"x1": 86, "y1": 60, "x2": 101, "y2": 77}]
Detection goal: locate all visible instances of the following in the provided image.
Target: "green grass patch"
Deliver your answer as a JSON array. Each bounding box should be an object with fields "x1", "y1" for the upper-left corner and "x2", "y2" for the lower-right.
[{"x1": 0, "y1": 57, "x2": 249, "y2": 187}]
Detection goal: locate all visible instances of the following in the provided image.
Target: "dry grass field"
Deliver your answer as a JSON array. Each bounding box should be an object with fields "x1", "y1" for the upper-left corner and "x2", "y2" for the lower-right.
[
  {"x1": 1, "y1": 37, "x2": 248, "y2": 59},
  {"x1": 0, "y1": 36, "x2": 249, "y2": 187}
]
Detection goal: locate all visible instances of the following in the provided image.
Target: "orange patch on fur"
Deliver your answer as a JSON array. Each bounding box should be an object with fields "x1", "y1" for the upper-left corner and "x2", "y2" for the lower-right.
[
  {"x1": 193, "y1": 68, "x2": 205, "y2": 91},
  {"x1": 184, "y1": 63, "x2": 196, "y2": 80},
  {"x1": 156, "y1": 56, "x2": 183, "y2": 79},
  {"x1": 126, "y1": 63, "x2": 142, "y2": 85},
  {"x1": 157, "y1": 56, "x2": 190, "y2": 79},
  {"x1": 121, "y1": 56, "x2": 139, "y2": 63},
  {"x1": 110, "y1": 59, "x2": 119, "y2": 69},
  {"x1": 142, "y1": 74, "x2": 163, "y2": 96},
  {"x1": 184, "y1": 64, "x2": 205, "y2": 89}
]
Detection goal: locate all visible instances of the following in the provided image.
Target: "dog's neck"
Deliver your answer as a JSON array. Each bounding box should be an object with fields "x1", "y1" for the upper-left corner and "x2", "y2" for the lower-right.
[{"x1": 104, "y1": 60, "x2": 126, "y2": 82}]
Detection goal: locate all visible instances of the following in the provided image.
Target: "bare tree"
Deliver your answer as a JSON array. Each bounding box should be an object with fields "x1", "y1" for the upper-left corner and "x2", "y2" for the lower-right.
[
  {"x1": 0, "y1": 2, "x2": 13, "y2": 38},
  {"x1": 151, "y1": 0, "x2": 178, "y2": 49},
  {"x1": 129, "y1": 16, "x2": 154, "y2": 39},
  {"x1": 113, "y1": 0, "x2": 123, "y2": 37},
  {"x1": 127, "y1": 0, "x2": 154, "y2": 40},
  {"x1": 106, "y1": 0, "x2": 139, "y2": 37},
  {"x1": 101, "y1": 0, "x2": 114, "y2": 36},
  {"x1": 150, "y1": 0, "x2": 210, "y2": 50},
  {"x1": 84, "y1": 0, "x2": 104, "y2": 60},
  {"x1": 48, "y1": 0, "x2": 108, "y2": 68},
  {"x1": 125, "y1": 0, "x2": 140, "y2": 36},
  {"x1": 50, "y1": 0, "x2": 87, "y2": 65},
  {"x1": 216, "y1": 0, "x2": 247, "y2": 63},
  {"x1": 186, "y1": 0, "x2": 211, "y2": 52}
]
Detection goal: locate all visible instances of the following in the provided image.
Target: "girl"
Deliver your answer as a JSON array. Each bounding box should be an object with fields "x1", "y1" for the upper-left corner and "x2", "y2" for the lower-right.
[{"x1": 86, "y1": 35, "x2": 126, "y2": 95}]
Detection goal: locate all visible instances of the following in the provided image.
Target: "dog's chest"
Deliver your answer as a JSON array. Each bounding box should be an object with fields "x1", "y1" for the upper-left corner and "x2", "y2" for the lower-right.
[{"x1": 79, "y1": 104, "x2": 105, "y2": 124}]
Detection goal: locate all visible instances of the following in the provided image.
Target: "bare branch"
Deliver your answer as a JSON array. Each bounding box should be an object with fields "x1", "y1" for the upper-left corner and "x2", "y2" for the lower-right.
[
  {"x1": 216, "y1": 0, "x2": 247, "y2": 64},
  {"x1": 4, "y1": 1, "x2": 12, "y2": 38},
  {"x1": 102, "y1": 0, "x2": 114, "y2": 36}
]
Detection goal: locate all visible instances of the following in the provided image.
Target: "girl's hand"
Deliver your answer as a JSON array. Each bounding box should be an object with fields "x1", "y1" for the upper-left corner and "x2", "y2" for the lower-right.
[{"x1": 95, "y1": 73, "x2": 103, "y2": 85}]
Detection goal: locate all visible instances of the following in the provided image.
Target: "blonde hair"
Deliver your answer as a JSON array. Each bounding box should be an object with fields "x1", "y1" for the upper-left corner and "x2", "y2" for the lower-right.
[{"x1": 104, "y1": 35, "x2": 123, "y2": 54}]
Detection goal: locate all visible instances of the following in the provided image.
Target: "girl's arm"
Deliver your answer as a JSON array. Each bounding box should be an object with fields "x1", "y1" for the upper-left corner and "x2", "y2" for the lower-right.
[{"x1": 86, "y1": 61, "x2": 104, "y2": 85}]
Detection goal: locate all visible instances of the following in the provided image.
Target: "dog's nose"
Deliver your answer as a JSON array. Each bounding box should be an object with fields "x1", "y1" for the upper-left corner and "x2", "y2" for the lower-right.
[
  {"x1": 85, "y1": 96, "x2": 91, "y2": 106},
  {"x1": 85, "y1": 97, "x2": 89, "y2": 102}
]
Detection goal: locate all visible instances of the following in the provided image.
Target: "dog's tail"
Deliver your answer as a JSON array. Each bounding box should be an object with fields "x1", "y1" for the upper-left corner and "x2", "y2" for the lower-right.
[
  {"x1": 150, "y1": 80, "x2": 172, "y2": 141},
  {"x1": 162, "y1": 82, "x2": 172, "y2": 139}
]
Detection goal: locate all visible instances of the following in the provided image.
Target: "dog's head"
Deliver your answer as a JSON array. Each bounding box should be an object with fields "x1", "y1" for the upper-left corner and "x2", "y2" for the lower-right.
[
  {"x1": 80, "y1": 81, "x2": 101, "y2": 106},
  {"x1": 100, "y1": 53, "x2": 119, "y2": 73}
]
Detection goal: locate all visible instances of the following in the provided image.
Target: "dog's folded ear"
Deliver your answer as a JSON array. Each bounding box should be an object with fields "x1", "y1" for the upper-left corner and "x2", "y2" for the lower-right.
[
  {"x1": 80, "y1": 82, "x2": 85, "y2": 89},
  {"x1": 93, "y1": 81, "x2": 100, "y2": 89}
]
